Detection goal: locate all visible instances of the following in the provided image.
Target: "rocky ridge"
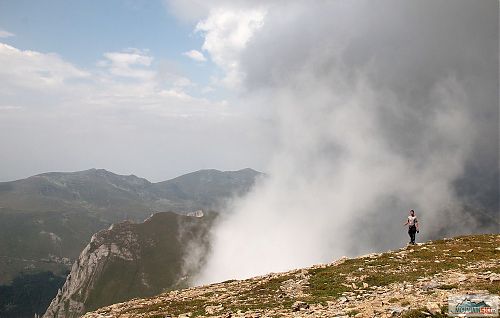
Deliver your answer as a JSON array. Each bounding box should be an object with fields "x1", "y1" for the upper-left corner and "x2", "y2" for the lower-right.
[
  {"x1": 82, "y1": 234, "x2": 499, "y2": 318},
  {"x1": 43, "y1": 212, "x2": 215, "y2": 318}
]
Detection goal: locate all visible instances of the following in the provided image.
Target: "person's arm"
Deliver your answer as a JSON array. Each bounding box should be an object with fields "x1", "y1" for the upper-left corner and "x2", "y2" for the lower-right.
[
  {"x1": 403, "y1": 218, "x2": 409, "y2": 226},
  {"x1": 415, "y1": 218, "x2": 419, "y2": 231}
]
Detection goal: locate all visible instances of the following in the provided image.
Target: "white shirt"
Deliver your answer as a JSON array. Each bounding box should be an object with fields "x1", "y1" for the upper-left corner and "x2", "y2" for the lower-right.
[{"x1": 408, "y1": 215, "x2": 417, "y2": 226}]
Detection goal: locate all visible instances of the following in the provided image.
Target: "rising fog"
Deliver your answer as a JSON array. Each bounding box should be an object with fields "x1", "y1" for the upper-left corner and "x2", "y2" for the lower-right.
[{"x1": 176, "y1": 0, "x2": 500, "y2": 284}]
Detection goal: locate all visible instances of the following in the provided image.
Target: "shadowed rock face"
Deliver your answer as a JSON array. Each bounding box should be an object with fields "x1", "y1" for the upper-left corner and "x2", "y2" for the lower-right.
[{"x1": 43, "y1": 211, "x2": 217, "y2": 318}]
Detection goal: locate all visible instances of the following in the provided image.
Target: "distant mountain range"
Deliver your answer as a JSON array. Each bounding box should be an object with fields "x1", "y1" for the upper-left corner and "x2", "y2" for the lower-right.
[
  {"x1": 0, "y1": 168, "x2": 262, "y2": 318},
  {"x1": 0, "y1": 168, "x2": 262, "y2": 222}
]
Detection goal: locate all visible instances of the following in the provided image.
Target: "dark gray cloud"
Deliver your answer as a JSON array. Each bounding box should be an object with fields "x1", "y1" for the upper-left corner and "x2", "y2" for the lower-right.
[
  {"x1": 241, "y1": 0, "x2": 498, "y2": 211},
  {"x1": 192, "y1": 0, "x2": 499, "y2": 283}
]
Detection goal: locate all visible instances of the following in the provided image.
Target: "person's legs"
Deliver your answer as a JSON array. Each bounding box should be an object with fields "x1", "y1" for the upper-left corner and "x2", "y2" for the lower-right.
[{"x1": 409, "y1": 226, "x2": 416, "y2": 244}]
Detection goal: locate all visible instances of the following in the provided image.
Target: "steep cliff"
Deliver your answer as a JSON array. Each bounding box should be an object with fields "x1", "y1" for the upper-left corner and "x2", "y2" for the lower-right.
[{"x1": 43, "y1": 211, "x2": 215, "y2": 318}]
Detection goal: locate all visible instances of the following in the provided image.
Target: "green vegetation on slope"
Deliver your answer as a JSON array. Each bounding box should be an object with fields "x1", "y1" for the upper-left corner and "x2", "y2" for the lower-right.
[
  {"x1": 0, "y1": 208, "x2": 107, "y2": 284},
  {"x1": 0, "y1": 168, "x2": 260, "y2": 318},
  {"x1": 307, "y1": 234, "x2": 500, "y2": 302},
  {"x1": 0, "y1": 271, "x2": 66, "y2": 318},
  {"x1": 83, "y1": 234, "x2": 500, "y2": 318}
]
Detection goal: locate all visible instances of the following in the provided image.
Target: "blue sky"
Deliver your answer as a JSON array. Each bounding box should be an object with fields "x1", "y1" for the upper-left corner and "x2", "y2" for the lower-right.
[
  {"x1": 0, "y1": 0, "x2": 272, "y2": 181},
  {"x1": 0, "y1": 0, "x2": 216, "y2": 93}
]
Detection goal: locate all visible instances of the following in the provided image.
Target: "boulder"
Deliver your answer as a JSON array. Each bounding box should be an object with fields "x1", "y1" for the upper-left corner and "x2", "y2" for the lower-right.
[{"x1": 291, "y1": 301, "x2": 309, "y2": 311}]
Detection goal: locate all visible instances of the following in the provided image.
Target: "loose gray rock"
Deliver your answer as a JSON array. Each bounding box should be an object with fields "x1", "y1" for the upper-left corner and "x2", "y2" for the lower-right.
[{"x1": 291, "y1": 301, "x2": 309, "y2": 312}]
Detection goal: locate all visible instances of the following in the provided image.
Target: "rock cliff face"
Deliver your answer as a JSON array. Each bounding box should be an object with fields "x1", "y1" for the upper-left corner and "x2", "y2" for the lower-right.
[
  {"x1": 81, "y1": 234, "x2": 499, "y2": 318},
  {"x1": 43, "y1": 212, "x2": 215, "y2": 318}
]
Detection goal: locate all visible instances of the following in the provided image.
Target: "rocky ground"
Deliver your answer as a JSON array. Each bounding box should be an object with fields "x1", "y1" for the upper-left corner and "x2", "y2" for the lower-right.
[{"x1": 82, "y1": 234, "x2": 500, "y2": 318}]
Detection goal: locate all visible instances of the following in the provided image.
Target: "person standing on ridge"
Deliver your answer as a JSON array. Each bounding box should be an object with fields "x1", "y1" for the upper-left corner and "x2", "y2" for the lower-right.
[{"x1": 403, "y1": 209, "x2": 419, "y2": 245}]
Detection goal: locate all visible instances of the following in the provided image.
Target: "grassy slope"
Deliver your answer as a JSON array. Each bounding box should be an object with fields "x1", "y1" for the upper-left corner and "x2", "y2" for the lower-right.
[
  {"x1": 0, "y1": 208, "x2": 107, "y2": 284},
  {"x1": 83, "y1": 234, "x2": 500, "y2": 318}
]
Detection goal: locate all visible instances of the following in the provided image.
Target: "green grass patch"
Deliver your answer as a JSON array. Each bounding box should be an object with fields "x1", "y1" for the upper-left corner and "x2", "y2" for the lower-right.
[
  {"x1": 346, "y1": 309, "x2": 360, "y2": 316},
  {"x1": 306, "y1": 234, "x2": 500, "y2": 304}
]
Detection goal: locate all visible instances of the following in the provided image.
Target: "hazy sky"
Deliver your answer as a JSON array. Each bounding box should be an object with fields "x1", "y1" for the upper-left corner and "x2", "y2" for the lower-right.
[
  {"x1": 0, "y1": 0, "x2": 274, "y2": 182},
  {"x1": 0, "y1": 0, "x2": 497, "y2": 203}
]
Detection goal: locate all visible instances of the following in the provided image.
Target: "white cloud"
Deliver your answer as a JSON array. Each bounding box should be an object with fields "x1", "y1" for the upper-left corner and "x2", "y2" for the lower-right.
[
  {"x1": 201, "y1": 86, "x2": 214, "y2": 94},
  {"x1": 101, "y1": 49, "x2": 155, "y2": 80},
  {"x1": 165, "y1": 0, "x2": 270, "y2": 23},
  {"x1": 183, "y1": 49, "x2": 207, "y2": 62},
  {"x1": 0, "y1": 29, "x2": 14, "y2": 38},
  {"x1": 0, "y1": 105, "x2": 22, "y2": 111},
  {"x1": 0, "y1": 42, "x2": 229, "y2": 119},
  {"x1": 0, "y1": 43, "x2": 89, "y2": 91},
  {"x1": 195, "y1": 7, "x2": 266, "y2": 88},
  {"x1": 173, "y1": 76, "x2": 194, "y2": 88},
  {"x1": 164, "y1": 0, "x2": 212, "y2": 22},
  {"x1": 0, "y1": 42, "x2": 271, "y2": 182}
]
